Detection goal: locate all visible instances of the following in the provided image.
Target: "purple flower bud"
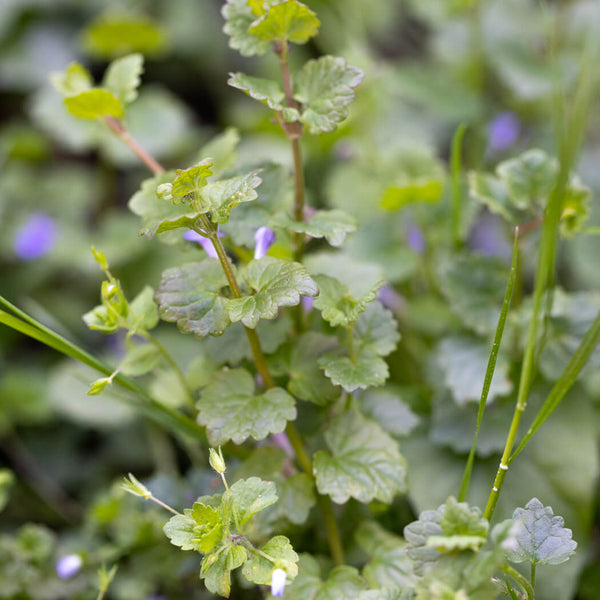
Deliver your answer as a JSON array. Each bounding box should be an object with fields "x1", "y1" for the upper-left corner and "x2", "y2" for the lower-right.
[
  {"x1": 487, "y1": 112, "x2": 520, "y2": 153},
  {"x1": 56, "y1": 554, "x2": 82, "y2": 579},
  {"x1": 406, "y1": 224, "x2": 425, "y2": 254},
  {"x1": 302, "y1": 296, "x2": 314, "y2": 313},
  {"x1": 469, "y1": 212, "x2": 512, "y2": 260},
  {"x1": 378, "y1": 285, "x2": 404, "y2": 313},
  {"x1": 254, "y1": 226, "x2": 276, "y2": 260},
  {"x1": 271, "y1": 568, "x2": 286, "y2": 597},
  {"x1": 14, "y1": 213, "x2": 57, "y2": 260},
  {"x1": 184, "y1": 230, "x2": 219, "y2": 258}
]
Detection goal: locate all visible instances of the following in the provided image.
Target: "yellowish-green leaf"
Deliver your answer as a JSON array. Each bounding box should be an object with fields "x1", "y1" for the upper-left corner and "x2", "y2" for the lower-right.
[
  {"x1": 50, "y1": 62, "x2": 92, "y2": 96},
  {"x1": 64, "y1": 88, "x2": 123, "y2": 120},
  {"x1": 249, "y1": 0, "x2": 320, "y2": 44}
]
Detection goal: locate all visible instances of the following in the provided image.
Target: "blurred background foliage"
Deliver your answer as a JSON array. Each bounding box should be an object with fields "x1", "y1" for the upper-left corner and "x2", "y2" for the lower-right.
[{"x1": 1, "y1": 0, "x2": 600, "y2": 599}]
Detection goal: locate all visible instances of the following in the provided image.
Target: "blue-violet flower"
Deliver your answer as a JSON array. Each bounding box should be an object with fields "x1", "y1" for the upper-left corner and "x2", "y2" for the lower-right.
[
  {"x1": 487, "y1": 112, "x2": 520, "y2": 153},
  {"x1": 14, "y1": 212, "x2": 57, "y2": 260},
  {"x1": 271, "y1": 568, "x2": 286, "y2": 597},
  {"x1": 56, "y1": 554, "x2": 82, "y2": 579},
  {"x1": 254, "y1": 226, "x2": 276, "y2": 260},
  {"x1": 184, "y1": 230, "x2": 219, "y2": 258}
]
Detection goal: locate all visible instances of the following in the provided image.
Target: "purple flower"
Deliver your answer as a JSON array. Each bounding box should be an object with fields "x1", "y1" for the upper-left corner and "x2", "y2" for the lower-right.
[
  {"x1": 406, "y1": 224, "x2": 425, "y2": 254},
  {"x1": 271, "y1": 568, "x2": 286, "y2": 597},
  {"x1": 56, "y1": 554, "x2": 82, "y2": 579},
  {"x1": 301, "y1": 296, "x2": 314, "y2": 313},
  {"x1": 14, "y1": 213, "x2": 57, "y2": 260},
  {"x1": 469, "y1": 212, "x2": 512, "y2": 260},
  {"x1": 254, "y1": 226, "x2": 276, "y2": 260},
  {"x1": 378, "y1": 285, "x2": 404, "y2": 314},
  {"x1": 487, "y1": 112, "x2": 520, "y2": 153},
  {"x1": 184, "y1": 230, "x2": 219, "y2": 258}
]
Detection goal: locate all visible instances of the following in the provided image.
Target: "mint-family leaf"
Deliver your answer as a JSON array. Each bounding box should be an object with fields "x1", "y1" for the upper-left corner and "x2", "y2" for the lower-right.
[
  {"x1": 316, "y1": 566, "x2": 369, "y2": 600},
  {"x1": 119, "y1": 342, "x2": 160, "y2": 376},
  {"x1": 243, "y1": 535, "x2": 298, "y2": 584},
  {"x1": 318, "y1": 351, "x2": 388, "y2": 393},
  {"x1": 64, "y1": 88, "x2": 123, "y2": 120},
  {"x1": 294, "y1": 56, "x2": 363, "y2": 134},
  {"x1": 158, "y1": 159, "x2": 213, "y2": 205},
  {"x1": 355, "y1": 301, "x2": 400, "y2": 357},
  {"x1": 197, "y1": 368, "x2": 296, "y2": 444},
  {"x1": 404, "y1": 506, "x2": 444, "y2": 574},
  {"x1": 50, "y1": 62, "x2": 93, "y2": 96},
  {"x1": 230, "y1": 477, "x2": 278, "y2": 526},
  {"x1": 560, "y1": 179, "x2": 591, "y2": 237},
  {"x1": 191, "y1": 503, "x2": 225, "y2": 552},
  {"x1": 163, "y1": 512, "x2": 199, "y2": 551},
  {"x1": 228, "y1": 257, "x2": 317, "y2": 328},
  {"x1": 468, "y1": 171, "x2": 516, "y2": 222},
  {"x1": 127, "y1": 285, "x2": 159, "y2": 332},
  {"x1": 201, "y1": 543, "x2": 248, "y2": 597},
  {"x1": 271, "y1": 209, "x2": 357, "y2": 246},
  {"x1": 227, "y1": 73, "x2": 286, "y2": 111},
  {"x1": 249, "y1": 0, "x2": 320, "y2": 44},
  {"x1": 313, "y1": 410, "x2": 407, "y2": 504},
  {"x1": 102, "y1": 53, "x2": 144, "y2": 104},
  {"x1": 155, "y1": 261, "x2": 231, "y2": 337},
  {"x1": 222, "y1": 0, "x2": 271, "y2": 57},
  {"x1": 505, "y1": 498, "x2": 577, "y2": 566}
]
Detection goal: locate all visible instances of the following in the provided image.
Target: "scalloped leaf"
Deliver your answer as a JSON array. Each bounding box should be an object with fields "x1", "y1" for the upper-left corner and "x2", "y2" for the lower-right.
[
  {"x1": 201, "y1": 543, "x2": 248, "y2": 597},
  {"x1": 154, "y1": 261, "x2": 231, "y2": 337},
  {"x1": 230, "y1": 477, "x2": 279, "y2": 526},
  {"x1": 228, "y1": 257, "x2": 317, "y2": 328},
  {"x1": 313, "y1": 410, "x2": 407, "y2": 504},
  {"x1": 102, "y1": 53, "x2": 144, "y2": 104},
  {"x1": 294, "y1": 56, "x2": 363, "y2": 134},
  {"x1": 270, "y1": 209, "x2": 357, "y2": 246},
  {"x1": 505, "y1": 498, "x2": 577, "y2": 566},
  {"x1": 222, "y1": 0, "x2": 271, "y2": 57},
  {"x1": 355, "y1": 301, "x2": 400, "y2": 357},
  {"x1": 64, "y1": 88, "x2": 123, "y2": 120},
  {"x1": 243, "y1": 535, "x2": 298, "y2": 584},
  {"x1": 249, "y1": 0, "x2": 320, "y2": 44},
  {"x1": 318, "y1": 351, "x2": 389, "y2": 393},
  {"x1": 50, "y1": 62, "x2": 92, "y2": 96},
  {"x1": 227, "y1": 72, "x2": 286, "y2": 111},
  {"x1": 158, "y1": 159, "x2": 213, "y2": 205},
  {"x1": 197, "y1": 369, "x2": 296, "y2": 444}
]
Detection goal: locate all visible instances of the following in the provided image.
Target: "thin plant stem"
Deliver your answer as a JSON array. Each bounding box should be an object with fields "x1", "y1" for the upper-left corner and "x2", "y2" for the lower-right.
[
  {"x1": 347, "y1": 326, "x2": 356, "y2": 363},
  {"x1": 501, "y1": 565, "x2": 534, "y2": 600},
  {"x1": 531, "y1": 563, "x2": 536, "y2": 592},
  {"x1": 149, "y1": 495, "x2": 182, "y2": 516},
  {"x1": 220, "y1": 472, "x2": 242, "y2": 534},
  {"x1": 458, "y1": 229, "x2": 518, "y2": 502}
]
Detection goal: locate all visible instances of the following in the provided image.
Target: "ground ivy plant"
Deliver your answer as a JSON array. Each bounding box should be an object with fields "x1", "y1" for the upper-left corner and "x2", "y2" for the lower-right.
[{"x1": 1, "y1": 1, "x2": 599, "y2": 599}]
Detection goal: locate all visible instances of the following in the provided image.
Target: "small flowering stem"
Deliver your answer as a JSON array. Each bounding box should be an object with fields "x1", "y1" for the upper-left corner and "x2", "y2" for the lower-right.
[
  {"x1": 500, "y1": 564, "x2": 534, "y2": 600},
  {"x1": 220, "y1": 473, "x2": 243, "y2": 534},
  {"x1": 103, "y1": 117, "x2": 164, "y2": 175},
  {"x1": 149, "y1": 495, "x2": 182, "y2": 516}
]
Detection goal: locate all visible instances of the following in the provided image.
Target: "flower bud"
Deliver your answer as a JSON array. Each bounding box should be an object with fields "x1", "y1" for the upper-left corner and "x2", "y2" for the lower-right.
[
  {"x1": 270, "y1": 568, "x2": 286, "y2": 597},
  {"x1": 56, "y1": 554, "x2": 82, "y2": 579},
  {"x1": 254, "y1": 226, "x2": 276, "y2": 260},
  {"x1": 208, "y1": 447, "x2": 226, "y2": 474}
]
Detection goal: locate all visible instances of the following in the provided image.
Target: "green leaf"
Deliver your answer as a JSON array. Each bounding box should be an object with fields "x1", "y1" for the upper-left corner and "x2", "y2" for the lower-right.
[
  {"x1": 282, "y1": 554, "x2": 321, "y2": 600},
  {"x1": 243, "y1": 535, "x2": 298, "y2": 584},
  {"x1": 404, "y1": 507, "x2": 444, "y2": 574},
  {"x1": 560, "y1": 179, "x2": 591, "y2": 237},
  {"x1": 197, "y1": 369, "x2": 296, "y2": 444},
  {"x1": 270, "y1": 209, "x2": 357, "y2": 246},
  {"x1": 355, "y1": 521, "x2": 416, "y2": 590},
  {"x1": 249, "y1": 0, "x2": 320, "y2": 44},
  {"x1": 315, "y1": 566, "x2": 369, "y2": 600},
  {"x1": 230, "y1": 477, "x2": 278, "y2": 525},
  {"x1": 191, "y1": 502, "x2": 225, "y2": 552},
  {"x1": 222, "y1": 0, "x2": 271, "y2": 57},
  {"x1": 228, "y1": 257, "x2": 317, "y2": 328},
  {"x1": 433, "y1": 496, "x2": 489, "y2": 549},
  {"x1": 432, "y1": 336, "x2": 513, "y2": 406},
  {"x1": 82, "y1": 14, "x2": 166, "y2": 58},
  {"x1": 227, "y1": 72, "x2": 286, "y2": 112},
  {"x1": 355, "y1": 301, "x2": 400, "y2": 357},
  {"x1": 468, "y1": 171, "x2": 517, "y2": 222},
  {"x1": 269, "y1": 332, "x2": 340, "y2": 405},
  {"x1": 360, "y1": 387, "x2": 420, "y2": 437},
  {"x1": 102, "y1": 53, "x2": 144, "y2": 104},
  {"x1": 163, "y1": 511, "x2": 200, "y2": 551},
  {"x1": 437, "y1": 252, "x2": 511, "y2": 336},
  {"x1": 158, "y1": 159, "x2": 214, "y2": 205},
  {"x1": 319, "y1": 351, "x2": 389, "y2": 393},
  {"x1": 154, "y1": 261, "x2": 231, "y2": 337},
  {"x1": 274, "y1": 473, "x2": 315, "y2": 525},
  {"x1": 505, "y1": 498, "x2": 577, "y2": 566},
  {"x1": 50, "y1": 62, "x2": 93, "y2": 96},
  {"x1": 201, "y1": 543, "x2": 248, "y2": 597},
  {"x1": 313, "y1": 274, "x2": 381, "y2": 328},
  {"x1": 313, "y1": 410, "x2": 407, "y2": 504},
  {"x1": 128, "y1": 171, "x2": 198, "y2": 241},
  {"x1": 119, "y1": 342, "x2": 160, "y2": 376},
  {"x1": 0, "y1": 469, "x2": 14, "y2": 512},
  {"x1": 127, "y1": 285, "x2": 159, "y2": 332},
  {"x1": 87, "y1": 376, "x2": 113, "y2": 396},
  {"x1": 294, "y1": 56, "x2": 363, "y2": 134},
  {"x1": 64, "y1": 88, "x2": 124, "y2": 120}
]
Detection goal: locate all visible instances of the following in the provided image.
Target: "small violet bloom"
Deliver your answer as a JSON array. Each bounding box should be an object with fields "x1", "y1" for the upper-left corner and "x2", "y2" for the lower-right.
[
  {"x1": 254, "y1": 226, "x2": 276, "y2": 260},
  {"x1": 487, "y1": 112, "x2": 520, "y2": 153},
  {"x1": 406, "y1": 224, "x2": 426, "y2": 254},
  {"x1": 183, "y1": 230, "x2": 220, "y2": 259},
  {"x1": 14, "y1": 212, "x2": 57, "y2": 261},
  {"x1": 56, "y1": 554, "x2": 82, "y2": 579},
  {"x1": 301, "y1": 296, "x2": 314, "y2": 313},
  {"x1": 271, "y1": 568, "x2": 287, "y2": 597}
]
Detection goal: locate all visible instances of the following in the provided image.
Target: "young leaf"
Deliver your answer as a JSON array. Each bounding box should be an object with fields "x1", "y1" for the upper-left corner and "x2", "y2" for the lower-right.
[
  {"x1": 119, "y1": 343, "x2": 160, "y2": 376},
  {"x1": 505, "y1": 498, "x2": 577, "y2": 566},
  {"x1": 163, "y1": 511, "x2": 201, "y2": 551},
  {"x1": 197, "y1": 368, "x2": 296, "y2": 444},
  {"x1": 243, "y1": 535, "x2": 299, "y2": 584},
  {"x1": 230, "y1": 477, "x2": 278, "y2": 525},
  {"x1": 222, "y1": 0, "x2": 271, "y2": 57},
  {"x1": 64, "y1": 88, "x2": 124, "y2": 120},
  {"x1": 102, "y1": 53, "x2": 144, "y2": 104},
  {"x1": 313, "y1": 410, "x2": 407, "y2": 504},
  {"x1": 228, "y1": 257, "x2": 317, "y2": 328},
  {"x1": 201, "y1": 544, "x2": 248, "y2": 597},
  {"x1": 158, "y1": 159, "x2": 213, "y2": 206},
  {"x1": 248, "y1": 0, "x2": 320, "y2": 44},
  {"x1": 354, "y1": 301, "x2": 400, "y2": 357},
  {"x1": 50, "y1": 62, "x2": 93, "y2": 96},
  {"x1": 294, "y1": 56, "x2": 364, "y2": 134},
  {"x1": 270, "y1": 209, "x2": 357, "y2": 247},
  {"x1": 227, "y1": 73, "x2": 286, "y2": 112},
  {"x1": 191, "y1": 503, "x2": 224, "y2": 552},
  {"x1": 127, "y1": 285, "x2": 159, "y2": 332},
  {"x1": 468, "y1": 171, "x2": 516, "y2": 222},
  {"x1": 318, "y1": 351, "x2": 389, "y2": 393},
  {"x1": 560, "y1": 179, "x2": 591, "y2": 237},
  {"x1": 154, "y1": 261, "x2": 231, "y2": 337}
]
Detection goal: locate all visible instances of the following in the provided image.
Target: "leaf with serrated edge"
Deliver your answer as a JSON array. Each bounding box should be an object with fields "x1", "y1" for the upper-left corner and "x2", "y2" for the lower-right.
[
  {"x1": 355, "y1": 301, "x2": 400, "y2": 357},
  {"x1": 270, "y1": 209, "x2": 357, "y2": 246},
  {"x1": 201, "y1": 544, "x2": 247, "y2": 597},
  {"x1": 162, "y1": 159, "x2": 213, "y2": 205},
  {"x1": 64, "y1": 88, "x2": 123, "y2": 119},
  {"x1": 128, "y1": 285, "x2": 159, "y2": 331},
  {"x1": 230, "y1": 477, "x2": 278, "y2": 526},
  {"x1": 505, "y1": 498, "x2": 577, "y2": 566},
  {"x1": 50, "y1": 62, "x2": 92, "y2": 96},
  {"x1": 102, "y1": 53, "x2": 144, "y2": 104},
  {"x1": 197, "y1": 369, "x2": 296, "y2": 444},
  {"x1": 294, "y1": 56, "x2": 363, "y2": 134},
  {"x1": 319, "y1": 351, "x2": 388, "y2": 393},
  {"x1": 249, "y1": 0, "x2": 319, "y2": 44},
  {"x1": 228, "y1": 257, "x2": 317, "y2": 328},
  {"x1": 243, "y1": 535, "x2": 298, "y2": 584},
  {"x1": 313, "y1": 410, "x2": 407, "y2": 504},
  {"x1": 227, "y1": 73, "x2": 286, "y2": 111},
  {"x1": 222, "y1": 0, "x2": 271, "y2": 57},
  {"x1": 190, "y1": 503, "x2": 223, "y2": 553},
  {"x1": 155, "y1": 261, "x2": 231, "y2": 337},
  {"x1": 119, "y1": 343, "x2": 160, "y2": 376},
  {"x1": 163, "y1": 511, "x2": 199, "y2": 551}
]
